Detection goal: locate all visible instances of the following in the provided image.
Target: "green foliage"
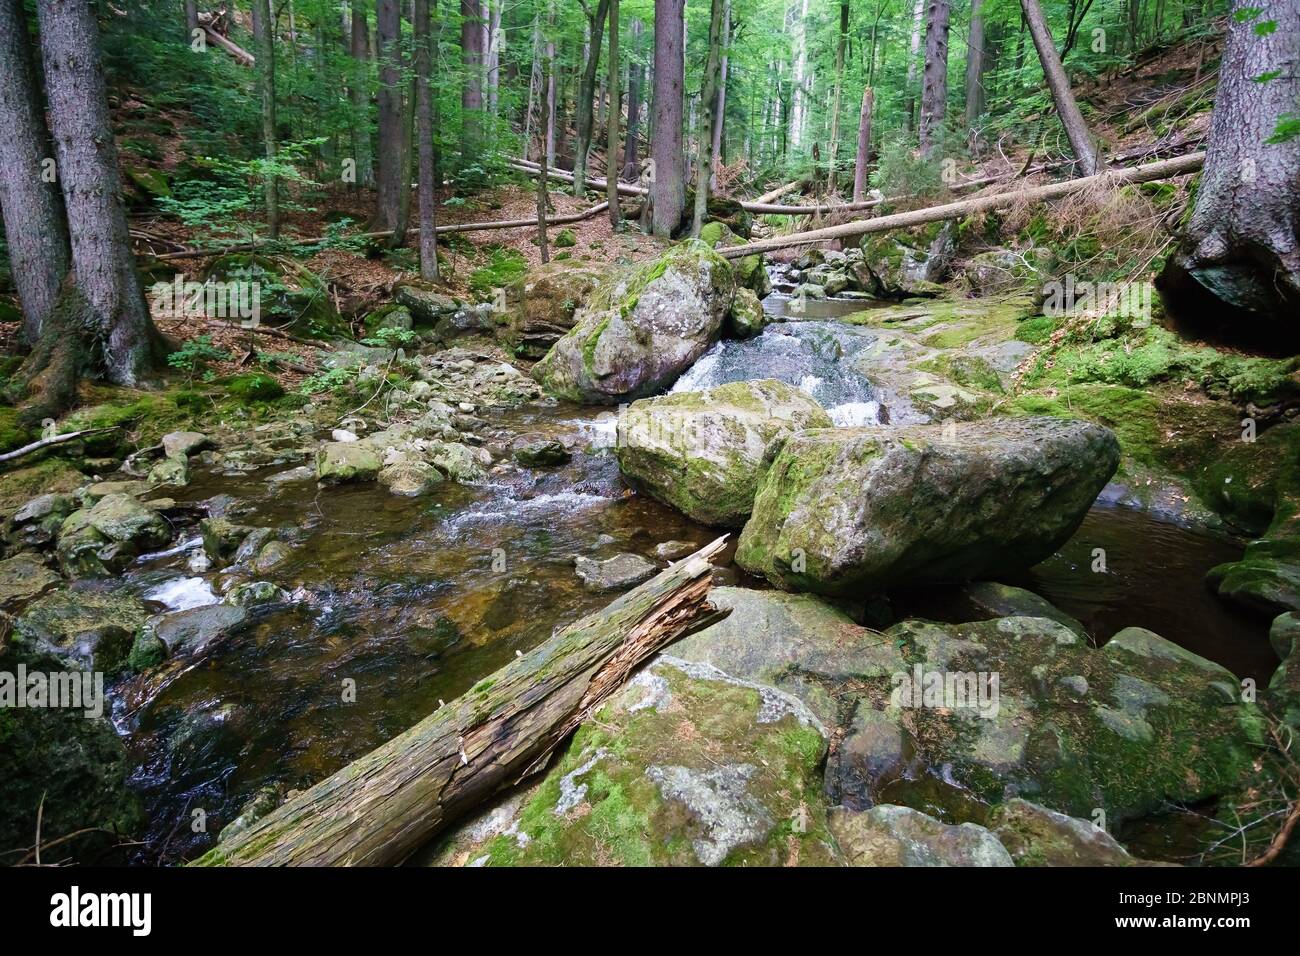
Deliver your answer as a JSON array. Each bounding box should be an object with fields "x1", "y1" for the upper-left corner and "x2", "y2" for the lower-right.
[
  {"x1": 361, "y1": 327, "x2": 420, "y2": 349},
  {"x1": 468, "y1": 246, "x2": 529, "y2": 300},
  {"x1": 225, "y1": 372, "x2": 286, "y2": 403},
  {"x1": 870, "y1": 134, "x2": 943, "y2": 201},
  {"x1": 167, "y1": 336, "x2": 232, "y2": 378}
]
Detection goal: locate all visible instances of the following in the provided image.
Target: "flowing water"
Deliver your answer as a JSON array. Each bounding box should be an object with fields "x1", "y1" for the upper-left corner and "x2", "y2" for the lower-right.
[{"x1": 107, "y1": 303, "x2": 1278, "y2": 864}]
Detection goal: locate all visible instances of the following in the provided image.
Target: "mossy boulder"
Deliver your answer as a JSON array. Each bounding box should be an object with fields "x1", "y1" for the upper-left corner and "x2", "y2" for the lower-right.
[
  {"x1": 553, "y1": 228, "x2": 577, "y2": 248},
  {"x1": 225, "y1": 372, "x2": 285, "y2": 403},
  {"x1": 395, "y1": 285, "x2": 462, "y2": 324},
  {"x1": 987, "y1": 798, "x2": 1146, "y2": 866},
  {"x1": 12, "y1": 588, "x2": 149, "y2": 671},
  {"x1": 830, "y1": 805, "x2": 1013, "y2": 866},
  {"x1": 726, "y1": 287, "x2": 768, "y2": 339},
  {"x1": 960, "y1": 247, "x2": 1053, "y2": 298},
  {"x1": 736, "y1": 417, "x2": 1120, "y2": 596},
  {"x1": 531, "y1": 243, "x2": 736, "y2": 404},
  {"x1": 860, "y1": 222, "x2": 958, "y2": 298},
  {"x1": 425, "y1": 655, "x2": 835, "y2": 867},
  {"x1": 315, "y1": 441, "x2": 382, "y2": 484},
  {"x1": 498, "y1": 259, "x2": 604, "y2": 359},
  {"x1": 0, "y1": 552, "x2": 62, "y2": 610},
  {"x1": 615, "y1": 379, "x2": 832, "y2": 527},
  {"x1": 698, "y1": 221, "x2": 770, "y2": 298}
]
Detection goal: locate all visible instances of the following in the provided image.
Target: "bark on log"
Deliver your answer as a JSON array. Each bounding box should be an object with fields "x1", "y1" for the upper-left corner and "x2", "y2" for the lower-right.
[
  {"x1": 192, "y1": 537, "x2": 727, "y2": 866},
  {"x1": 717, "y1": 152, "x2": 1204, "y2": 259},
  {"x1": 203, "y1": 27, "x2": 255, "y2": 65}
]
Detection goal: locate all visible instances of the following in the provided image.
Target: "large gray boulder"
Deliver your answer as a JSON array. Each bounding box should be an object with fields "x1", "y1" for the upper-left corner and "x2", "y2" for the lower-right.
[
  {"x1": 736, "y1": 417, "x2": 1120, "y2": 595},
  {"x1": 531, "y1": 243, "x2": 736, "y2": 404},
  {"x1": 615, "y1": 379, "x2": 832, "y2": 527},
  {"x1": 499, "y1": 259, "x2": 605, "y2": 359}
]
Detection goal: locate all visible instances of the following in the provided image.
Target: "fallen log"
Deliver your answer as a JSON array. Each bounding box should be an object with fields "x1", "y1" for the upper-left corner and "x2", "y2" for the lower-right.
[
  {"x1": 718, "y1": 152, "x2": 1205, "y2": 259},
  {"x1": 150, "y1": 202, "x2": 610, "y2": 261},
  {"x1": 192, "y1": 536, "x2": 728, "y2": 866},
  {"x1": 203, "y1": 27, "x2": 254, "y2": 66},
  {"x1": 753, "y1": 178, "x2": 807, "y2": 205},
  {"x1": 510, "y1": 158, "x2": 646, "y2": 197},
  {"x1": 0, "y1": 427, "x2": 119, "y2": 466}
]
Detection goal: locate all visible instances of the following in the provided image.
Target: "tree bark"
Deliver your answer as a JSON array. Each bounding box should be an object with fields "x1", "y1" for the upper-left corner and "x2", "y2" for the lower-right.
[
  {"x1": 718, "y1": 152, "x2": 1205, "y2": 258},
  {"x1": 826, "y1": 0, "x2": 848, "y2": 192},
  {"x1": 690, "y1": 0, "x2": 725, "y2": 237},
  {"x1": 1157, "y1": 0, "x2": 1300, "y2": 336},
  {"x1": 903, "y1": 0, "x2": 924, "y2": 134},
  {"x1": 709, "y1": 0, "x2": 730, "y2": 190},
  {"x1": 415, "y1": 0, "x2": 439, "y2": 280},
  {"x1": 485, "y1": 0, "x2": 501, "y2": 116},
  {"x1": 32, "y1": 0, "x2": 164, "y2": 391},
  {"x1": 918, "y1": 0, "x2": 951, "y2": 157},
  {"x1": 0, "y1": 0, "x2": 69, "y2": 345},
  {"x1": 252, "y1": 0, "x2": 279, "y2": 237},
  {"x1": 537, "y1": 43, "x2": 551, "y2": 264},
  {"x1": 184, "y1": 0, "x2": 199, "y2": 35},
  {"x1": 645, "y1": 0, "x2": 684, "y2": 237},
  {"x1": 350, "y1": 0, "x2": 375, "y2": 189},
  {"x1": 194, "y1": 538, "x2": 725, "y2": 866},
  {"x1": 1020, "y1": 0, "x2": 1103, "y2": 174},
  {"x1": 620, "y1": 17, "x2": 642, "y2": 181},
  {"x1": 572, "y1": 0, "x2": 611, "y2": 198},
  {"x1": 460, "y1": 0, "x2": 484, "y2": 160},
  {"x1": 964, "y1": 0, "x2": 986, "y2": 133},
  {"x1": 372, "y1": 0, "x2": 403, "y2": 230},
  {"x1": 606, "y1": 0, "x2": 620, "y2": 226},
  {"x1": 852, "y1": 86, "x2": 874, "y2": 203}
]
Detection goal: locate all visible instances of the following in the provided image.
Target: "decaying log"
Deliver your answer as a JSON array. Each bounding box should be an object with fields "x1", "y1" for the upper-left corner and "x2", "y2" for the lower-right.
[
  {"x1": 718, "y1": 152, "x2": 1205, "y2": 259},
  {"x1": 203, "y1": 27, "x2": 254, "y2": 66},
  {"x1": 193, "y1": 536, "x2": 728, "y2": 866},
  {"x1": 0, "y1": 427, "x2": 118, "y2": 465}
]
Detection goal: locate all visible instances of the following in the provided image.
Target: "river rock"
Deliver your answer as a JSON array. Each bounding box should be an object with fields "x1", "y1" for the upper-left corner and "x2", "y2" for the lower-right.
[
  {"x1": 424, "y1": 655, "x2": 834, "y2": 866},
  {"x1": 736, "y1": 417, "x2": 1120, "y2": 595},
  {"x1": 986, "y1": 798, "x2": 1144, "y2": 866},
  {"x1": 134, "y1": 603, "x2": 250, "y2": 661},
  {"x1": 396, "y1": 285, "x2": 461, "y2": 324},
  {"x1": 615, "y1": 379, "x2": 833, "y2": 527},
  {"x1": 12, "y1": 588, "x2": 148, "y2": 671},
  {"x1": 499, "y1": 259, "x2": 605, "y2": 359},
  {"x1": 162, "y1": 430, "x2": 212, "y2": 459},
  {"x1": 830, "y1": 805, "x2": 1013, "y2": 867},
  {"x1": 316, "y1": 440, "x2": 382, "y2": 484},
  {"x1": 1267, "y1": 612, "x2": 1300, "y2": 726},
  {"x1": 941, "y1": 580, "x2": 1087, "y2": 637},
  {"x1": 860, "y1": 221, "x2": 958, "y2": 298},
  {"x1": 84, "y1": 493, "x2": 170, "y2": 550},
  {"x1": 574, "y1": 552, "x2": 658, "y2": 591},
  {"x1": 726, "y1": 287, "x2": 768, "y2": 339},
  {"x1": 0, "y1": 552, "x2": 61, "y2": 610},
  {"x1": 378, "y1": 457, "x2": 443, "y2": 496},
  {"x1": 531, "y1": 243, "x2": 736, "y2": 404},
  {"x1": 513, "y1": 439, "x2": 570, "y2": 467}
]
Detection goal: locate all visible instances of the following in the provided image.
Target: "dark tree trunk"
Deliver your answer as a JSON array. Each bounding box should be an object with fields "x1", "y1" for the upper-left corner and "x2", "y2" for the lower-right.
[
  {"x1": 645, "y1": 0, "x2": 684, "y2": 237},
  {"x1": 24, "y1": 0, "x2": 164, "y2": 417},
  {"x1": 572, "y1": 0, "x2": 610, "y2": 197},
  {"x1": 372, "y1": 0, "x2": 403, "y2": 230},
  {"x1": 537, "y1": 44, "x2": 550, "y2": 263},
  {"x1": 460, "y1": 0, "x2": 484, "y2": 160},
  {"x1": 690, "y1": 0, "x2": 724, "y2": 237},
  {"x1": 964, "y1": 0, "x2": 986, "y2": 132},
  {"x1": 252, "y1": 0, "x2": 279, "y2": 237},
  {"x1": 1158, "y1": 0, "x2": 1300, "y2": 338},
  {"x1": 350, "y1": 0, "x2": 375, "y2": 189},
  {"x1": 415, "y1": 0, "x2": 439, "y2": 279},
  {"x1": 825, "y1": 0, "x2": 846, "y2": 193},
  {"x1": 852, "y1": 86, "x2": 874, "y2": 203},
  {"x1": 606, "y1": 0, "x2": 620, "y2": 225},
  {"x1": 620, "y1": 17, "x2": 642, "y2": 181},
  {"x1": 1021, "y1": 0, "x2": 1102, "y2": 174},
  {"x1": 917, "y1": 0, "x2": 950, "y2": 157},
  {"x1": 0, "y1": 0, "x2": 69, "y2": 345},
  {"x1": 184, "y1": 0, "x2": 199, "y2": 35}
]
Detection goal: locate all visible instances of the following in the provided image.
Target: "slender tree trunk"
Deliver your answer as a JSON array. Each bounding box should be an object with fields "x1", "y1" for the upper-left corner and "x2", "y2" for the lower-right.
[
  {"x1": 645, "y1": 0, "x2": 684, "y2": 237},
  {"x1": 184, "y1": 0, "x2": 199, "y2": 35},
  {"x1": 350, "y1": 0, "x2": 375, "y2": 189},
  {"x1": 606, "y1": 0, "x2": 620, "y2": 225},
  {"x1": 545, "y1": 36, "x2": 556, "y2": 168},
  {"x1": 852, "y1": 86, "x2": 874, "y2": 203},
  {"x1": 621, "y1": 17, "x2": 642, "y2": 180},
  {"x1": 1158, "y1": 0, "x2": 1300, "y2": 334},
  {"x1": 486, "y1": 0, "x2": 501, "y2": 117},
  {"x1": 372, "y1": 0, "x2": 403, "y2": 229},
  {"x1": 0, "y1": 0, "x2": 69, "y2": 345},
  {"x1": 1021, "y1": 0, "x2": 1102, "y2": 174},
  {"x1": 709, "y1": 0, "x2": 730, "y2": 190},
  {"x1": 460, "y1": 0, "x2": 484, "y2": 161},
  {"x1": 690, "y1": 0, "x2": 724, "y2": 237},
  {"x1": 964, "y1": 0, "x2": 986, "y2": 134},
  {"x1": 903, "y1": 0, "x2": 924, "y2": 134},
  {"x1": 537, "y1": 44, "x2": 551, "y2": 263},
  {"x1": 572, "y1": 0, "x2": 611, "y2": 197},
  {"x1": 522, "y1": 12, "x2": 541, "y2": 160},
  {"x1": 826, "y1": 0, "x2": 848, "y2": 193},
  {"x1": 415, "y1": 0, "x2": 439, "y2": 279},
  {"x1": 32, "y1": 0, "x2": 164, "y2": 392},
  {"x1": 250, "y1": 0, "x2": 280, "y2": 236},
  {"x1": 917, "y1": 0, "x2": 950, "y2": 157},
  {"x1": 392, "y1": 65, "x2": 415, "y2": 248}
]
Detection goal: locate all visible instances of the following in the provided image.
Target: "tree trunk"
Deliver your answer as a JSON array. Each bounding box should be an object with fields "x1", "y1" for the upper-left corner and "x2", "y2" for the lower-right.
[
  {"x1": 392, "y1": 66, "x2": 415, "y2": 248},
  {"x1": 826, "y1": 0, "x2": 847, "y2": 193},
  {"x1": 1157, "y1": 0, "x2": 1300, "y2": 338},
  {"x1": 537, "y1": 43, "x2": 551, "y2": 264},
  {"x1": 645, "y1": 0, "x2": 684, "y2": 237},
  {"x1": 903, "y1": 0, "x2": 924, "y2": 134},
  {"x1": 0, "y1": 0, "x2": 69, "y2": 346},
  {"x1": 545, "y1": 36, "x2": 556, "y2": 168},
  {"x1": 917, "y1": 0, "x2": 950, "y2": 157},
  {"x1": 852, "y1": 86, "x2": 874, "y2": 203},
  {"x1": 964, "y1": 0, "x2": 986, "y2": 133},
  {"x1": 415, "y1": 0, "x2": 439, "y2": 280},
  {"x1": 350, "y1": 0, "x2": 375, "y2": 189},
  {"x1": 1021, "y1": 0, "x2": 1102, "y2": 174},
  {"x1": 719, "y1": 152, "x2": 1204, "y2": 259},
  {"x1": 485, "y1": 0, "x2": 501, "y2": 116},
  {"x1": 522, "y1": 11, "x2": 540, "y2": 161},
  {"x1": 606, "y1": 0, "x2": 620, "y2": 226},
  {"x1": 709, "y1": 0, "x2": 730, "y2": 190},
  {"x1": 372, "y1": 0, "x2": 403, "y2": 230},
  {"x1": 690, "y1": 0, "x2": 725, "y2": 237},
  {"x1": 184, "y1": 0, "x2": 199, "y2": 35},
  {"x1": 195, "y1": 539, "x2": 725, "y2": 866},
  {"x1": 621, "y1": 17, "x2": 642, "y2": 180},
  {"x1": 460, "y1": 0, "x2": 484, "y2": 160},
  {"x1": 572, "y1": 0, "x2": 611, "y2": 198},
  {"x1": 251, "y1": 0, "x2": 279, "y2": 237}
]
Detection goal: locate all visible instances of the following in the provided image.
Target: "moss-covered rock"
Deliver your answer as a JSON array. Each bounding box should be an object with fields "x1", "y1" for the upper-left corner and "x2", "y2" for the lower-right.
[
  {"x1": 830, "y1": 805, "x2": 1013, "y2": 866},
  {"x1": 225, "y1": 372, "x2": 285, "y2": 403},
  {"x1": 860, "y1": 222, "x2": 958, "y2": 298},
  {"x1": 12, "y1": 588, "x2": 149, "y2": 671},
  {"x1": 498, "y1": 259, "x2": 604, "y2": 359},
  {"x1": 725, "y1": 287, "x2": 768, "y2": 339},
  {"x1": 616, "y1": 380, "x2": 832, "y2": 527},
  {"x1": 736, "y1": 417, "x2": 1120, "y2": 596},
  {"x1": 986, "y1": 798, "x2": 1146, "y2": 866},
  {"x1": 315, "y1": 441, "x2": 382, "y2": 484},
  {"x1": 532, "y1": 243, "x2": 736, "y2": 404}
]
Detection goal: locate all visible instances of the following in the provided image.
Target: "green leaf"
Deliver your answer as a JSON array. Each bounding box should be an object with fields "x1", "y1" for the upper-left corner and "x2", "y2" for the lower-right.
[
  {"x1": 1233, "y1": 6, "x2": 1264, "y2": 22},
  {"x1": 1253, "y1": 20, "x2": 1277, "y2": 35},
  {"x1": 1252, "y1": 69, "x2": 1282, "y2": 83},
  {"x1": 1265, "y1": 115, "x2": 1300, "y2": 145}
]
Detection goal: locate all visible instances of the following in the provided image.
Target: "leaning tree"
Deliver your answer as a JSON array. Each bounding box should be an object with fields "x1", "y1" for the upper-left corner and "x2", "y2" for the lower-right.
[{"x1": 1158, "y1": 0, "x2": 1300, "y2": 338}]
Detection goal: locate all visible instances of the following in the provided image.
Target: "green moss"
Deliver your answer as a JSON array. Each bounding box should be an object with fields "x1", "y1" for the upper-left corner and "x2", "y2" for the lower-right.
[
  {"x1": 468, "y1": 246, "x2": 528, "y2": 301},
  {"x1": 1015, "y1": 315, "x2": 1059, "y2": 344},
  {"x1": 224, "y1": 372, "x2": 285, "y2": 403},
  {"x1": 553, "y1": 229, "x2": 577, "y2": 248},
  {"x1": 0, "y1": 406, "x2": 34, "y2": 453}
]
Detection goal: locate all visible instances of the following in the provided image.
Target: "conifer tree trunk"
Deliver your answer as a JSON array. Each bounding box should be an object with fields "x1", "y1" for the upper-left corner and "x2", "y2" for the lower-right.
[
  {"x1": 709, "y1": 0, "x2": 730, "y2": 190},
  {"x1": 917, "y1": 0, "x2": 950, "y2": 157},
  {"x1": 0, "y1": 0, "x2": 69, "y2": 345},
  {"x1": 416, "y1": 0, "x2": 439, "y2": 279},
  {"x1": 645, "y1": 0, "x2": 685, "y2": 237},
  {"x1": 460, "y1": 0, "x2": 484, "y2": 160},
  {"x1": 690, "y1": 0, "x2": 724, "y2": 237},
  {"x1": 572, "y1": 0, "x2": 611, "y2": 197},
  {"x1": 252, "y1": 0, "x2": 280, "y2": 236},
  {"x1": 621, "y1": 17, "x2": 642, "y2": 180},
  {"x1": 903, "y1": 0, "x2": 924, "y2": 133},
  {"x1": 1021, "y1": 0, "x2": 1102, "y2": 174},
  {"x1": 964, "y1": 0, "x2": 986, "y2": 134},
  {"x1": 350, "y1": 0, "x2": 375, "y2": 189},
  {"x1": 537, "y1": 44, "x2": 551, "y2": 263},
  {"x1": 852, "y1": 86, "x2": 874, "y2": 203},
  {"x1": 607, "y1": 0, "x2": 620, "y2": 225},
  {"x1": 372, "y1": 0, "x2": 403, "y2": 229},
  {"x1": 826, "y1": 0, "x2": 847, "y2": 192}
]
